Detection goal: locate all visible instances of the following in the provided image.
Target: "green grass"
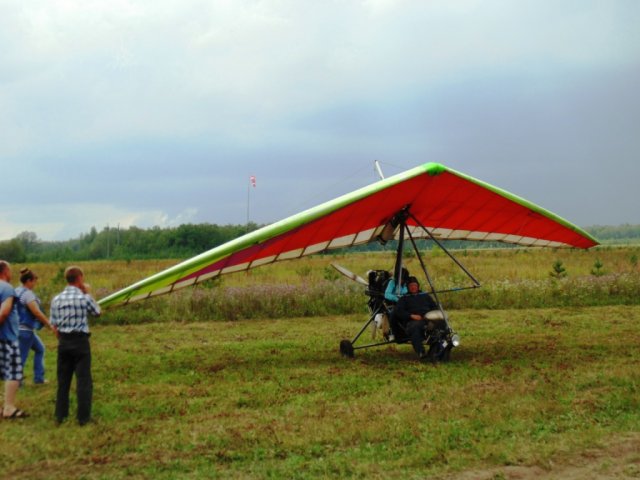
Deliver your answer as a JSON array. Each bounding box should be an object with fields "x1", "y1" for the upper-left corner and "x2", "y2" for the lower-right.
[
  {"x1": 15, "y1": 246, "x2": 640, "y2": 326},
  {"x1": 3, "y1": 305, "x2": 639, "y2": 479}
]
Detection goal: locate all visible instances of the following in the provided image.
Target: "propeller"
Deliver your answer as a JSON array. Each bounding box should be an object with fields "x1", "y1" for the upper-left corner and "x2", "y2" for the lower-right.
[
  {"x1": 330, "y1": 263, "x2": 369, "y2": 286},
  {"x1": 331, "y1": 262, "x2": 392, "y2": 340}
]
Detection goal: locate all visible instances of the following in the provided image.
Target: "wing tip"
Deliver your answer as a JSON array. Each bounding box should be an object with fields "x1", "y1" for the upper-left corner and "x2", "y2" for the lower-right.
[{"x1": 424, "y1": 162, "x2": 447, "y2": 176}]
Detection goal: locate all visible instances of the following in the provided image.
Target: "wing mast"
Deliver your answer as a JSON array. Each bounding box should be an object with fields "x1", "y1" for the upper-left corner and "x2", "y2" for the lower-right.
[{"x1": 374, "y1": 160, "x2": 385, "y2": 180}]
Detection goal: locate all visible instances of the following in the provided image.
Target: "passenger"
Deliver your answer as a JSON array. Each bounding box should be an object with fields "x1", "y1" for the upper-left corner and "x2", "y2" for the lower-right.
[
  {"x1": 385, "y1": 267, "x2": 409, "y2": 341},
  {"x1": 393, "y1": 276, "x2": 438, "y2": 361},
  {"x1": 384, "y1": 267, "x2": 409, "y2": 303}
]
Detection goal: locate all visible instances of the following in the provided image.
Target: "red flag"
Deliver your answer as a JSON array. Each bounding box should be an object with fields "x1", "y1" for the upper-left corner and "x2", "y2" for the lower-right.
[{"x1": 250, "y1": 175, "x2": 256, "y2": 188}]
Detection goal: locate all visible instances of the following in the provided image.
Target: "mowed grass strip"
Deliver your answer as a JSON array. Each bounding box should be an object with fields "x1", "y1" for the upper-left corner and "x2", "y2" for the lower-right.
[{"x1": 2, "y1": 305, "x2": 639, "y2": 479}]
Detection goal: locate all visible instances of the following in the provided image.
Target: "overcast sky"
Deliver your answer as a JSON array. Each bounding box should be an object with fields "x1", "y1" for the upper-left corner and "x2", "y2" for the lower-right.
[{"x1": 1, "y1": 0, "x2": 639, "y2": 241}]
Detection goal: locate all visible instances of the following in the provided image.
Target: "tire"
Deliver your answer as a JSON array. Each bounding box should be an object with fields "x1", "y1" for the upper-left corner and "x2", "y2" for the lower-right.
[
  {"x1": 340, "y1": 339, "x2": 355, "y2": 358},
  {"x1": 426, "y1": 344, "x2": 439, "y2": 363},
  {"x1": 441, "y1": 345, "x2": 452, "y2": 362},
  {"x1": 427, "y1": 341, "x2": 449, "y2": 363}
]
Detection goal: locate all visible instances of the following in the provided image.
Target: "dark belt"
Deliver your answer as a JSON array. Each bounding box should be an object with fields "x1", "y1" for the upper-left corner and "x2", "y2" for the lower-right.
[{"x1": 59, "y1": 331, "x2": 91, "y2": 338}]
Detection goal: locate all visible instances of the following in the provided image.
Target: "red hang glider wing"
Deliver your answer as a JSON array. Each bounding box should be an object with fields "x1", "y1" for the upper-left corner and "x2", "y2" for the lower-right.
[{"x1": 99, "y1": 162, "x2": 597, "y2": 307}]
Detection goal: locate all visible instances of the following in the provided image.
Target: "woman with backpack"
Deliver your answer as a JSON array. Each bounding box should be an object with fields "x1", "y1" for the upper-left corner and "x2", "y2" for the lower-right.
[{"x1": 16, "y1": 268, "x2": 56, "y2": 385}]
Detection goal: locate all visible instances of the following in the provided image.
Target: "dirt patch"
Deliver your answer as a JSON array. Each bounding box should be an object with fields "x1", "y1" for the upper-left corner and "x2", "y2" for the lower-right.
[{"x1": 446, "y1": 434, "x2": 640, "y2": 480}]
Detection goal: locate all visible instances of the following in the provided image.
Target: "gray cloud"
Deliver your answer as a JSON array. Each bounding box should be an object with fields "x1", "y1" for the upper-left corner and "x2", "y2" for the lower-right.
[{"x1": 1, "y1": 0, "x2": 639, "y2": 240}]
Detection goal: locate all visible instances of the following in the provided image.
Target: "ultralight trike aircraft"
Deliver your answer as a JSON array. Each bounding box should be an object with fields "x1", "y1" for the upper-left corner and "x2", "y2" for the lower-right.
[
  {"x1": 331, "y1": 205, "x2": 477, "y2": 361},
  {"x1": 99, "y1": 162, "x2": 598, "y2": 360}
]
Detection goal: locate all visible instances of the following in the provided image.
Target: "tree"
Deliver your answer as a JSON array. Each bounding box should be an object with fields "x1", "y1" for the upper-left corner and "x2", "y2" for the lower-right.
[
  {"x1": 16, "y1": 231, "x2": 39, "y2": 248},
  {"x1": 549, "y1": 260, "x2": 567, "y2": 278},
  {"x1": 590, "y1": 258, "x2": 604, "y2": 276},
  {"x1": 0, "y1": 239, "x2": 26, "y2": 263}
]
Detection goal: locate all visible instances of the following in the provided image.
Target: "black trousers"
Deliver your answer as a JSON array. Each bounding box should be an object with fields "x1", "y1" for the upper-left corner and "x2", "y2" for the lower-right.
[
  {"x1": 405, "y1": 319, "x2": 427, "y2": 356},
  {"x1": 55, "y1": 333, "x2": 92, "y2": 424}
]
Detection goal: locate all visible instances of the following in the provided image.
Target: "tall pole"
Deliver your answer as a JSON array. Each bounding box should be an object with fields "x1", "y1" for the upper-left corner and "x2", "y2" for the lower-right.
[
  {"x1": 246, "y1": 178, "x2": 250, "y2": 232},
  {"x1": 246, "y1": 175, "x2": 256, "y2": 233}
]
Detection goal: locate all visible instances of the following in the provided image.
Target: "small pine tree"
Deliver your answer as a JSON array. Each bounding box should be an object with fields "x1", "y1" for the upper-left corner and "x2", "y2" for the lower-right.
[
  {"x1": 550, "y1": 260, "x2": 567, "y2": 278},
  {"x1": 591, "y1": 258, "x2": 604, "y2": 276}
]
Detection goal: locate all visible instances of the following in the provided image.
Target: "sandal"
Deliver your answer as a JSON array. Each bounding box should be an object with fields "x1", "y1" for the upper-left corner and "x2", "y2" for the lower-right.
[{"x1": 3, "y1": 408, "x2": 29, "y2": 419}]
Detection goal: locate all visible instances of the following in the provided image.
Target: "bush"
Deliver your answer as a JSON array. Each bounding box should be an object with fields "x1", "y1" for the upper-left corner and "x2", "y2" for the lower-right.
[{"x1": 97, "y1": 273, "x2": 640, "y2": 326}]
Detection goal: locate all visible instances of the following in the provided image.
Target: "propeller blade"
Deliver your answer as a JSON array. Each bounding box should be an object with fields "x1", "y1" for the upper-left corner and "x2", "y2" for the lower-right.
[{"x1": 330, "y1": 263, "x2": 368, "y2": 286}]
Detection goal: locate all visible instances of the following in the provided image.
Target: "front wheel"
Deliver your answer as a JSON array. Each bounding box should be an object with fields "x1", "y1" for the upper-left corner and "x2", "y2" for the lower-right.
[
  {"x1": 426, "y1": 341, "x2": 450, "y2": 363},
  {"x1": 440, "y1": 344, "x2": 453, "y2": 362},
  {"x1": 340, "y1": 339, "x2": 354, "y2": 358}
]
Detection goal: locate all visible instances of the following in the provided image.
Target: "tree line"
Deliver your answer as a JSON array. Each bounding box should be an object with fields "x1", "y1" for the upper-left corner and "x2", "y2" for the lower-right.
[
  {"x1": 0, "y1": 223, "x2": 260, "y2": 263},
  {"x1": 584, "y1": 224, "x2": 640, "y2": 243},
  {"x1": 0, "y1": 223, "x2": 637, "y2": 263}
]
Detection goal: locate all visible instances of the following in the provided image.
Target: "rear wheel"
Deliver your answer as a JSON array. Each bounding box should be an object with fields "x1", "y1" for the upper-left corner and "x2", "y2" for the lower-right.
[{"x1": 340, "y1": 339, "x2": 354, "y2": 358}]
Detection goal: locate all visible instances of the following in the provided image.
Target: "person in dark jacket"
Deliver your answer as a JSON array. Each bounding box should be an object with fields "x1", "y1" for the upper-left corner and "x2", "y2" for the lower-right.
[{"x1": 393, "y1": 276, "x2": 438, "y2": 360}]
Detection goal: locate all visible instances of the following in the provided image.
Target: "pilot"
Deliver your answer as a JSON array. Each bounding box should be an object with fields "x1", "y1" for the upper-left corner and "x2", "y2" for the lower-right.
[{"x1": 392, "y1": 276, "x2": 438, "y2": 360}]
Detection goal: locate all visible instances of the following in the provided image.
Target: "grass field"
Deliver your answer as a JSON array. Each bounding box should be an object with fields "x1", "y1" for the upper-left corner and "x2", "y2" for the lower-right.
[
  {"x1": 2, "y1": 247, "x2": 639, "y2": 478},
  {"x1": 3, "y1": 305, "x2": 639, "y2": 478}
]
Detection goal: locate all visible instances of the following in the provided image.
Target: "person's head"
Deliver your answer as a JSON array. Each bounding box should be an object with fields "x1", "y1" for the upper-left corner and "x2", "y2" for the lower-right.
[
  {"x1": 401, "y1": 267, "x2": 409, "y2": 283},
  {"x1": 0, "y1": 260, "x2": 11, "y2": 282},
  {"x1": 406, "y1": 276, "x2": 420, "y2": 293},
  {"x1": 19, "y1": 267, "x2": 38, "y2": 287},
  {"x1": 64, "y1": 266, "x2": 84, "y2": 285}
]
